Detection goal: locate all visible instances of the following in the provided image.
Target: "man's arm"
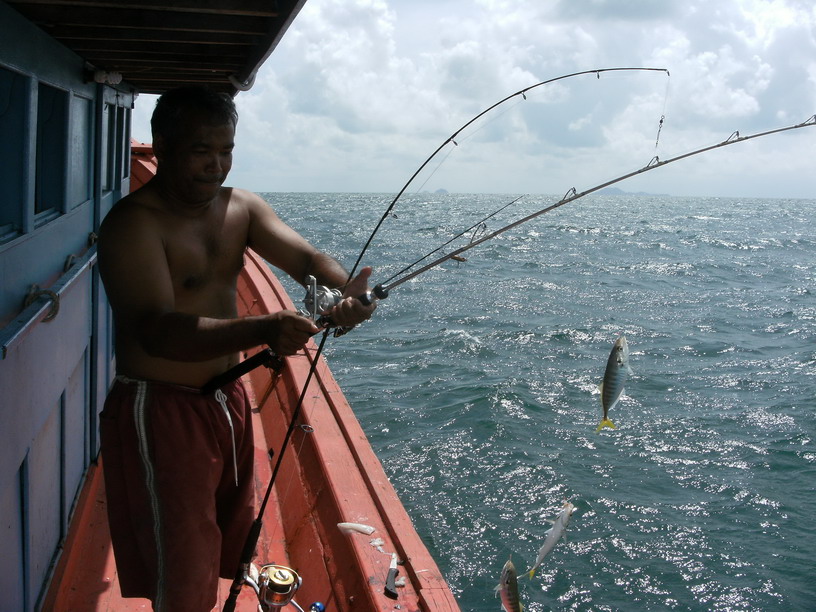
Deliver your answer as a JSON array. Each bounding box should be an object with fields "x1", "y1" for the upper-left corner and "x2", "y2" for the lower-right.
[
  {"x1": 98, "y1": 200, "x2": 318, "y2": 361},
  {"x1": 244, "y1": 190, "x2": 376, "y2": 327}
]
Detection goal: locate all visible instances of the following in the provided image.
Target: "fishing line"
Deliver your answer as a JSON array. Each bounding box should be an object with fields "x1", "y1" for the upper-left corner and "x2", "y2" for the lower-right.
[
  {"x1": 381, "y1": 194, "x2": 526, "y2": 286},
  {"x1": 411, "y1": 97, "x2": 529, "y2": 194},
  {"x1": 345, "y1": 67, "x2": 672, "y2": 284},
  {"x1": 368, "y1": 115, "x2": 815, "y2": 300},
  {"x1": 654, "y1": 71, "x2": 672, "y2": 150},
  {"x1": 410, "y1": 145, "x2": 457, "y2": 197}
]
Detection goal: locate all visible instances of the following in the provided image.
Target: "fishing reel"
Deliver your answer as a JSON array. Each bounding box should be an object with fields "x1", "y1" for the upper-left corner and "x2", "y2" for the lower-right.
[
  {"x1": 245, "y1": 563, "x2": 325, "y2": 611},
  {"x1": 302, "y1": 275, "x2": 343, "y2": 321},
  {"x1": 257, "y1": 564, "x2": 300, "y2": 607},
  {"x1": 302, "y1": 275, "x2": 357, "y2": 337}
]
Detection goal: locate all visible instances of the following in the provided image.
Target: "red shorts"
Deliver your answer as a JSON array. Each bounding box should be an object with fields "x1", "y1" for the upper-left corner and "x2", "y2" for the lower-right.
[{"x1": 100, "y1": 376, "x2": 255, "y2": 611}]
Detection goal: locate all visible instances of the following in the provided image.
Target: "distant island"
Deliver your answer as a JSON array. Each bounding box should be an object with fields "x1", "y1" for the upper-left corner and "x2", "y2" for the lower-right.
[{"x1": 598, "y1": 186, "x2": 668, "y2": 196}]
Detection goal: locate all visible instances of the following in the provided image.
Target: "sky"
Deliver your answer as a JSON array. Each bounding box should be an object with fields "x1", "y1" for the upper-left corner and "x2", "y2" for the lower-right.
[{"x1": 131, "y1": 0, "x2": 816, "y2": 198}]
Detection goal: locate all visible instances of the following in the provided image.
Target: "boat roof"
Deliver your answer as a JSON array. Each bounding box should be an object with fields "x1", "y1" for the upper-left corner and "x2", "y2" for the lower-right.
[{"x1": 4, "y1": 0, "x2": 307, "y2": 95}]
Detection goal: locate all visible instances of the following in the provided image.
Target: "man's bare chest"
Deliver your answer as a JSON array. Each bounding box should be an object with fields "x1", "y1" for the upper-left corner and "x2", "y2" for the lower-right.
[{"x1": 163, "y1": 210, "x2": 248, "y2": 293}]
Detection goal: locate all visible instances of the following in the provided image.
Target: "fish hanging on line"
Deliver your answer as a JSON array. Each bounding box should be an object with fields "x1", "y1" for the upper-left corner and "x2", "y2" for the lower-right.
[
  {"x1": 596, "y1": 336, "x2": 634, "y2": 432},
  {"x1": 525, "y1": 500, "x2": 576, "y2": 579},
  {"x1": 494, "y1": 557, "x2": 523, "y2": 612}
]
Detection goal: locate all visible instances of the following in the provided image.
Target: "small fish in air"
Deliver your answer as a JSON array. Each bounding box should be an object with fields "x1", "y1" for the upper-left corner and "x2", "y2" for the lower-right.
[
  {"x1": 494, "y1": 558, "x2": 523, "y2": 612},
  {"x1": 525, "y1": 500, "x2": 576, "y2": 579},
  {"x1": 596, "y1": 335, "x2": 634, "y2": 432}
]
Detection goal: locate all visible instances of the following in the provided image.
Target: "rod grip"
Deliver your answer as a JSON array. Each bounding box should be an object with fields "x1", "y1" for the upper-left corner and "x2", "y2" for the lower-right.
[
  {"x1": 202, "y1": 349, "x2": 282, "y2": 394},
  {"x1": 359, "y1": 284, "x2": 389, "y2": 306},
  {"x1": 223, "y1": 519, "x2": 263, "y2": 611}
]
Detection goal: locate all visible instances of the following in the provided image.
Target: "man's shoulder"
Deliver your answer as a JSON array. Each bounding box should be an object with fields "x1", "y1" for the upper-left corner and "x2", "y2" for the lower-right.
[
  {"x1": 100, "y1": 188, "x2": 165, "y2": 239},
  {"x1": 226, "y1": 186, "x2": 265, "y2": 207}
]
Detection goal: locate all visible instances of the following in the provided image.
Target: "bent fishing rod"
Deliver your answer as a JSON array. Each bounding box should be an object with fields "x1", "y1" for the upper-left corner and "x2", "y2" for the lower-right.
[
  {"x1": 223, "y1": 67, "x2": 670, "y2": 609},
  {"x1": 358, "y1": 115, "x2": 815, "y2": 304},
  {"x1": 346, "y1": 66, "x2": 672, "y2": 281}
]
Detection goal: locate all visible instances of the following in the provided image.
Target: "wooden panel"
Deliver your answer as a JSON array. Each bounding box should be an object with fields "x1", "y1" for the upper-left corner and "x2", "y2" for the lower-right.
[
  {"x1": 0, "y1": 470, "x2": 26, "y2": 612},
  {"x1": 64, "y1": 349, "x2": 90, "y2": 519},
  {"x1": 0, "y1": 66, "x2": 28, "y2": 241},
  {"x1": 27, "y1": 404, "x2": 62, "y2": 610},
  {"x1": 68, "y1": 94, "x2": 93, "y2": 210},
  {"x1": 0, "y1": 268, "x2": 92, "y2": 496},
  {"x1": 0, "y1": 202, "x2": 94, "y2": 326},
  {"x1": 90, "y1": 279, "x2": 114, "y2": 456}
]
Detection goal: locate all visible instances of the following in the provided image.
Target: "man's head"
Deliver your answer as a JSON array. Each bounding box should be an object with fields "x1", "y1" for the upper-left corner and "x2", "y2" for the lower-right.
[
  {"x1": 150, "y1": 86, "x2": 239, "y2": 205},
  {"x1": 151, "y1": 86, "x2": 238, "y2": 146}
]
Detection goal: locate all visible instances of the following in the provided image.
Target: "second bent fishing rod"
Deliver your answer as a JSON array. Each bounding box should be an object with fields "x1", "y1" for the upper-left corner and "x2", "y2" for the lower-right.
[{"x1": 359, "y1": 115, "x2": 816, "y2": 305}]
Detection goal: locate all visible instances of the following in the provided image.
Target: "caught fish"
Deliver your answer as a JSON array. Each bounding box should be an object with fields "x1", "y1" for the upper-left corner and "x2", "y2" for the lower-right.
[
  {"x1": 494, "y1": 558, "x2": 523, "y2": 612},
  {"x1": 596, "y1": 336, "x2": 634, "y2": 432},
  {"x1": 526, "y1": 500, "x2": 576, "y2": 579}
]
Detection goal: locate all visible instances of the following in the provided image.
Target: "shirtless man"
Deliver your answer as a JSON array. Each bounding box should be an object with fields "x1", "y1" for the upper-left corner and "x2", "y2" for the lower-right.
[{"x1": 97, "y1": 86, "x2": 375, "y2": 611}]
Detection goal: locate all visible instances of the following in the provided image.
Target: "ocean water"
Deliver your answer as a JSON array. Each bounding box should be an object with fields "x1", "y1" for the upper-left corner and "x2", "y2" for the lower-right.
[{"x1": 264, "y1": 192, "x2": 816, "y2": 612}]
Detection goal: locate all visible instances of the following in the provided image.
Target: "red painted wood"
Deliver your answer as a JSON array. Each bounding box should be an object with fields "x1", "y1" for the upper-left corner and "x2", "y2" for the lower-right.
[{"x1": 128, "y1": 139, "x2": 157, "y2": 192}]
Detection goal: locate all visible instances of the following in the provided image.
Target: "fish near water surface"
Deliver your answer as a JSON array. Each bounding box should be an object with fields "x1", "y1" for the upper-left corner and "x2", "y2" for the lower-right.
[
  {"x1": 596, "y1": 336, "x2": 634, "y2": 432},
  {"x1": 495, "y1": 558, "x2": 523, "y2": 612},
  {"x1": 526, "y1": 500, "x2": 576, "y2": 579}
]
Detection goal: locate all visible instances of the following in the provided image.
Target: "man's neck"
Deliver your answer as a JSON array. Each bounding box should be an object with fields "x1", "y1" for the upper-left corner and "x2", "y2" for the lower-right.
[{"x1": 150, "y1": 175, "x2": 218, "y2": 217}]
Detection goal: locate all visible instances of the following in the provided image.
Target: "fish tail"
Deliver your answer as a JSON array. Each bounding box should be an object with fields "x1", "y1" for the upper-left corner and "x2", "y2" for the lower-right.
[{"x1": 596, "y1": 418, "x2": 616, "y2": 432}]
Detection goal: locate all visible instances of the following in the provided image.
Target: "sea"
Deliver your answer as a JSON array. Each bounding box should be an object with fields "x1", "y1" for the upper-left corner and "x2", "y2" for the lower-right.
[{"x1": 262, "y1": 192, "x2": 815, "y2": 612}]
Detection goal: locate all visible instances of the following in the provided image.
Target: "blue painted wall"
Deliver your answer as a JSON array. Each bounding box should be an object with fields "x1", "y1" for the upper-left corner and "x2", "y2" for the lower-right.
[{"x1": 0, "y1": 2, "x2": 134, "y2": 609}]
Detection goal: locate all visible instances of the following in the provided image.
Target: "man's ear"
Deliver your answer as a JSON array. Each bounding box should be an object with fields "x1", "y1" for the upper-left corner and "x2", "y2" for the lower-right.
[{"x1": 153, "y1": 134, "x2": 167, "y2": 161}]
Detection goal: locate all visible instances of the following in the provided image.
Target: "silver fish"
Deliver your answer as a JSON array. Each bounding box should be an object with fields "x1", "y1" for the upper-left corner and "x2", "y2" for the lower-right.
[
  {"x1": 494, "y1": 558, "x2": 522, "y2": 612},
  {"x1": 596, "y1": 336, "x2": 633, "y2": 432},
  {"x1": 526, "y1": 500, "x2": 576, "y2": 578}
]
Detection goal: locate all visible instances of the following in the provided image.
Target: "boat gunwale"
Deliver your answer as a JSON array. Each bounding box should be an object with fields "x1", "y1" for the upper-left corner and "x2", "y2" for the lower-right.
[{"x1": 238, "y1": 249, "x2": 459, "y2": 610}]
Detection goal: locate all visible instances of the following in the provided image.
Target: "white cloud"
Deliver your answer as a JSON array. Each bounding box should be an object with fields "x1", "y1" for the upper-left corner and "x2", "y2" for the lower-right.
[{"x1": 132, "y1": 0, "x2": 816, "y2": 198}]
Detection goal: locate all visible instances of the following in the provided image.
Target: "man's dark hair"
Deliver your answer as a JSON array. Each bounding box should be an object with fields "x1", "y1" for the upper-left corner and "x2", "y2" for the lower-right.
[{"x1": 151, "y1": 86, "x2": 238, "y2": 144}]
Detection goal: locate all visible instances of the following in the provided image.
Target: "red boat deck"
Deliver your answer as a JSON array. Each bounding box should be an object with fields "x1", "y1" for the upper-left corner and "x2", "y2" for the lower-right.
[{"x1": 41, "y1": 148, "x2": 459, "y2": 610}]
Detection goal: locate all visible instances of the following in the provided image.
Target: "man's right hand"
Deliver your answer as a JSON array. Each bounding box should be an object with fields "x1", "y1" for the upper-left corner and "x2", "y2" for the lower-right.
[{"x1": 266, "y1": 310, "x2": 321, "y2": 355}]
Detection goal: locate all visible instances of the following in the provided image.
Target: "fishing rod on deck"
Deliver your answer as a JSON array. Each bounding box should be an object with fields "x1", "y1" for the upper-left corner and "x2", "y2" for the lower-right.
[
  {"x1": 222, "y1": 331, "x2": 332, "y2": 612},
  {"x1": 221, "y1": 274, "x2": 370, "y2": 610}
]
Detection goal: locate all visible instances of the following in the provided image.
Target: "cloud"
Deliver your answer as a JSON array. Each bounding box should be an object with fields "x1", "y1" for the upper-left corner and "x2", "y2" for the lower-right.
[{"x1": 132, "y1": 0, "x2": 816, "y2": 198}]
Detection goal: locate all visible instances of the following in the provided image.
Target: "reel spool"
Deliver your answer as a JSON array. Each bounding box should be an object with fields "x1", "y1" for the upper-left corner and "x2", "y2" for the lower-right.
[{"x1": 257, "y1": 564, "x2": 302, "y2": 607}]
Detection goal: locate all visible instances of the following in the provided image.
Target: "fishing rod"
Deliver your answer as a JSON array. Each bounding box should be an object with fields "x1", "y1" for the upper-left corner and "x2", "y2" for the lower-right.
[
  {"x1": 346, "y1": 67, "x2": 671, "y2": 282},
  {"x1": 223, "y1": 61, "x2": 809, "y2": 603},
  {"x1": 384, "y1": 194, "x2": 526, "y2": 283},
  {"x1": 225, "y1": 76, "x2": 669, "y2": 594},
  {"x1": 223, "y1": 290, "x2": 337, "y2": 611},
  {"x1": 361, "y1": 115, "x2": 816, "y2": 303}
]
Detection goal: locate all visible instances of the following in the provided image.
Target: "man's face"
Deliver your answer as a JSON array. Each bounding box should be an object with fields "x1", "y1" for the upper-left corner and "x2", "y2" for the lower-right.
[{"x1": 155, "y1": 111, "x2": 235, "y2": 205}]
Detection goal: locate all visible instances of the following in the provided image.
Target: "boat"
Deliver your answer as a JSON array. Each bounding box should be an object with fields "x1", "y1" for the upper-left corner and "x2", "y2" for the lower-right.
[{"x1": 0, "y1": 2, "x2": 459, "y2": 610}]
